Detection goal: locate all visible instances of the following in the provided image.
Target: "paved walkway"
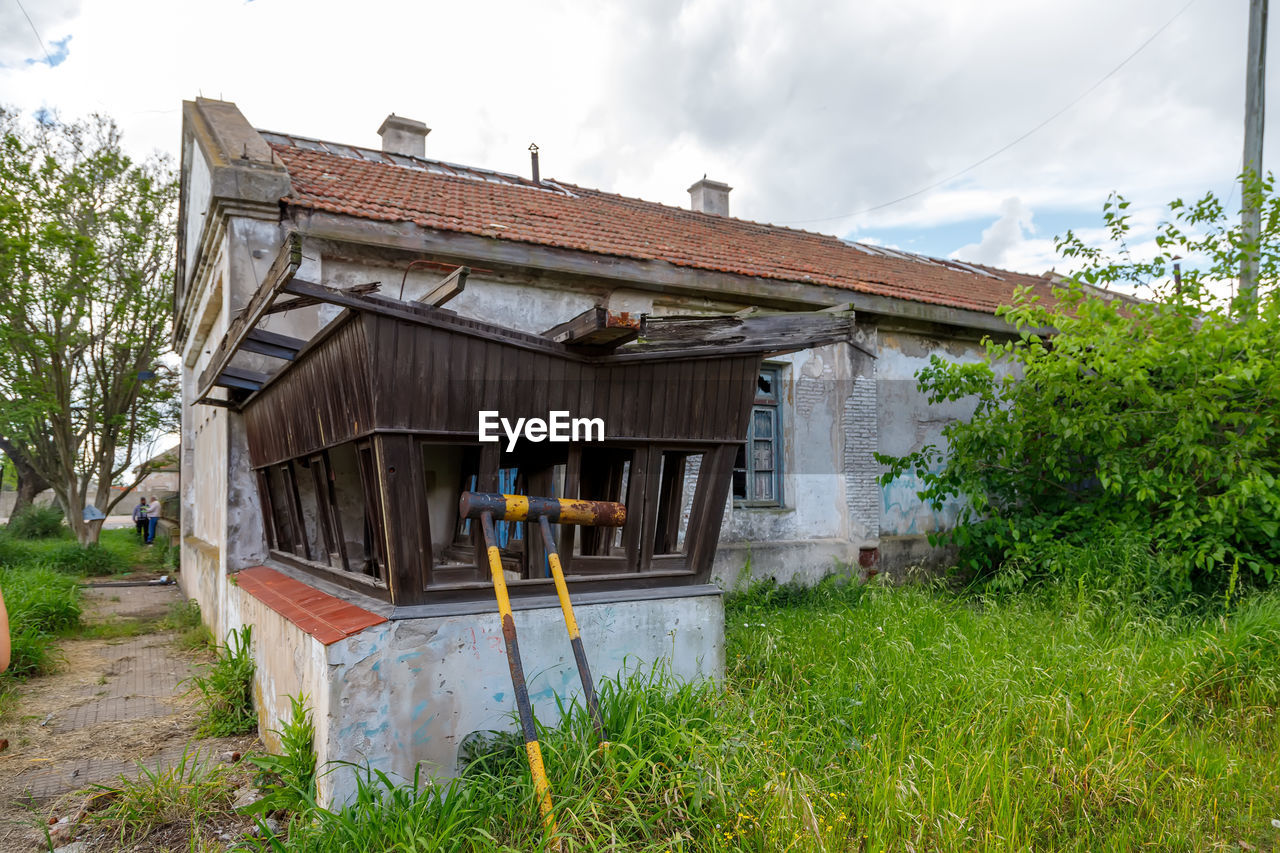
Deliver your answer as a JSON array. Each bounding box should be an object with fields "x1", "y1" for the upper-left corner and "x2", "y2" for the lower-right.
[{"x1": 0, "y1": 585, "x2": 254, "y2": 847}]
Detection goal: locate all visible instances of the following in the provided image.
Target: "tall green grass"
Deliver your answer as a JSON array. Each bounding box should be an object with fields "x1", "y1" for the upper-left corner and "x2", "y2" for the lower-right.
[
  {"x1": 0, "y1": 563, "x2": 81, "y2": 677},
  {"x1": 0, "y1": 526, "x2": 145, "y2": 689},
  {"x1": 260, "y1": 557, "x2": 1280, "y2": 852}
]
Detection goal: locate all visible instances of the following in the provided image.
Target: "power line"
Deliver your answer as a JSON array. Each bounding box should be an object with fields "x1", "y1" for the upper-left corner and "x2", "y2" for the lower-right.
[
  {"x1": 784, "y1": 0, "x2": 1200, "y2": 226},
  {"x1": 13, "y1": 0, "x2": 54, "y2": 66}
]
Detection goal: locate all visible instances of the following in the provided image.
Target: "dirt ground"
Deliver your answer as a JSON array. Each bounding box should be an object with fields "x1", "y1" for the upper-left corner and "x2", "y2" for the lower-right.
[{"x1": 0, "y1": 584, "x2": 259, "y2": 851}]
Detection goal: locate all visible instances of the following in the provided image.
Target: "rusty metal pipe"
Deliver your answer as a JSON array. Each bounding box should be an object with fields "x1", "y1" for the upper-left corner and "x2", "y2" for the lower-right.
[
  {"x1": 478, "y1": 512, "x2": 557, "y2": 841},
  {"x1": 538, "y1": 515, "x2": 605, "y2": 742},
  {"x1": 460, "y1": 492, "x2": 625, "y2": 527}
]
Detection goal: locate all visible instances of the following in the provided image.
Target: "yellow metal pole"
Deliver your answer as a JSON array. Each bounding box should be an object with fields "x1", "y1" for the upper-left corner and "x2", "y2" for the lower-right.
[
  {"x1": 479, "y1": 511, "x2": 558, "y2": 842},
  {"x1": 538, "y1": 515, "x2": 606, "y2": 742}
]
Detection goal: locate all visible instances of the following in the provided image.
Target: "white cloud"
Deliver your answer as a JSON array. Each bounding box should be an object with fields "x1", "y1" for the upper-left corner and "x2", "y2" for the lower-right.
[
  {"x1": 0, "y1": 0, "x2": 1262, "y2": 275},
  {"x1": 953, "y1": 197, "x2": 1036, "y2": 268}
]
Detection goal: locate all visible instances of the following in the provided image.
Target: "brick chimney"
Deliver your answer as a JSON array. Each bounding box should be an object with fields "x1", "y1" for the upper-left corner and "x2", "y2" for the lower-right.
[
  {"x1": 378, "y1": 114, "x2": 430, "y2": 158},
  {"x1": 688, "y1": 177, "x2": 732, "y2": 216}
]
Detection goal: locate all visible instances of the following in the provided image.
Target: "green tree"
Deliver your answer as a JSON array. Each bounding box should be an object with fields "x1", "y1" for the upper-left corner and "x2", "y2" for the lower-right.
[
  {"x1": 0, "y1": 108, "x2": 177, "y2": 544},
  {"x1": 879, "y1": 184, "x2": 1280, "y2": 592}
]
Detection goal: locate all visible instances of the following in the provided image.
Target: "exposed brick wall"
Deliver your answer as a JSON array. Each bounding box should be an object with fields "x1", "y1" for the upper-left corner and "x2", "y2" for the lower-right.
[{"x1": 843, "y1": 373, "x2": 880, "y2": 541}]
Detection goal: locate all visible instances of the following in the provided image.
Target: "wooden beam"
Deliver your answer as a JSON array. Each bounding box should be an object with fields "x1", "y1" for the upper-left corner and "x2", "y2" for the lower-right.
[
  {"x1": 622, "y1": 310, "x2": 854, "y2": 356},
  {"x1": 214, "y1": 366, "x2": 269, "y2": 392},
  {"x1": 196, "y1": 233, "x2": 302, "y2": 399},
  {"x1": 263, "y1": 281, "x2": 381, "y2": 316},
  {"x1": 242, "y1": 328, "x2": 307, "y2": 361},
  {"x1": 417, "y1": 265, "x2": 468, "y2": 307},
  {"x1": 194, "y1": 395, "x2": 237, "y2": 409},
  {"x1": 541, "y1": 306, "x2": 643, "y2": 350}
]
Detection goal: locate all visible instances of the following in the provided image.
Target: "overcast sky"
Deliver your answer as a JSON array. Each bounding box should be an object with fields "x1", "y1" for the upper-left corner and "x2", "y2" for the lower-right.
[{"x1": 0, "y1": 0, "x2": 1265, "y2": 279}]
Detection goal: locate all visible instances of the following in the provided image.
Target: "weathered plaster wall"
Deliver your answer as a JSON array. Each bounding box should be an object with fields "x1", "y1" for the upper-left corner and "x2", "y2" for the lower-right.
[
  {"x1": 712, "y1": 339, "x2": 881, "y2": 586},
  {"x1": 221, "y1": 582, "x2": 330, "y2": 760},
  {"x1": 874, "y1": 329, "x2": 984, "y2": 573}
]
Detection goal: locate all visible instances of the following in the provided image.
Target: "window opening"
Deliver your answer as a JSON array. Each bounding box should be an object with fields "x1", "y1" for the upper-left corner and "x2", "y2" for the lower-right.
[
  {"x1": 654, "y1": 451, "x2": 703, "y2": 555},
  {"x1": 294, "y1": 458, "x2": 329, "y2": 565},
  {"x1": 577, "y1": 447, "x2": 632, "y2": 557},
  {"x1": 327, "y1": 444, "x2": 370, "y2": 574},
  {"x1": 356, "y1": 445, "x2": 388, "y2": 582}
]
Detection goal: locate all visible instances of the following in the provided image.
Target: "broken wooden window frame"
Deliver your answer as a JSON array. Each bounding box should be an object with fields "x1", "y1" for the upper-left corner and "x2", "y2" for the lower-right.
[{"x1": 733, "y1": 363, "x2": 784, "y2": 507}]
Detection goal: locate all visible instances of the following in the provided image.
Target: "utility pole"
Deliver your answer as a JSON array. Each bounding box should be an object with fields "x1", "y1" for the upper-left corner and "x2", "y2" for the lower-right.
[{"x1": 1240, "y1": 0, "x2": 1268, "y2": 316}]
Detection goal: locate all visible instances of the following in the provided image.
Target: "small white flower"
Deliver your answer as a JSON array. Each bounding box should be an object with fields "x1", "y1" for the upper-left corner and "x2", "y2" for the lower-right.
[{"x1": 1272, "y1": 817, "x2": 1280, "y2": 829}]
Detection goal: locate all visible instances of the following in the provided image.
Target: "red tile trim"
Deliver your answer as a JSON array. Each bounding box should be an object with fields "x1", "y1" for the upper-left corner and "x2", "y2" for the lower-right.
[{"x1": 235, "y1": 566, "x2": 386, "y2": 646}]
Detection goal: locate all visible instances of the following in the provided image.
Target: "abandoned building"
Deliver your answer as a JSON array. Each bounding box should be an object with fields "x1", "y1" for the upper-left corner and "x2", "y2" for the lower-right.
[{"x1": 174, "y1": 98, "x2": 1056, "y2": 802}]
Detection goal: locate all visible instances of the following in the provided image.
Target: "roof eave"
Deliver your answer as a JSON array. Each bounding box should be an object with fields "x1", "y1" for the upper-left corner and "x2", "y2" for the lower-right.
[{"x1": 286, "y1": 207, "x2": 1022, "y2": 337}]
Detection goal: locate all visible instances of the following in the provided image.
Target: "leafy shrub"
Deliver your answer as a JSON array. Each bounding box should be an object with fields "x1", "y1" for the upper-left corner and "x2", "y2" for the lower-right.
[
  {"x1": 189, "y1": 625, "x2": 256, "y2": 737},
  {"x1": 6, "y1": 503, "x2": 65, "y2": 540},
  {"x1": 44, "y1": 542, "x2": 129, "y2": 575},
  {"x1": 879, "y1": 187, "x2": 1280, "y2": 593}
]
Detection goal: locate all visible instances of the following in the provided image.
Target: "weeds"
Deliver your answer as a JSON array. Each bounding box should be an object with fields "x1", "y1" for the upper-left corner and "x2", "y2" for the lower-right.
[
  {"x1": 189, "y1": 625, "x2": 256, "y2": 738},
  {"x1": 163, "y1": 598, "x2": 212, "y2": 649},
  {"x1": 246, "y1": 693, "x2": 317, "y2": 816},
  {"x1": 85, "y1": 748, "x2": 242, "y2": 848},
  {"x1": 42, "y1": 541, "x2": 130, "y2": 575}
]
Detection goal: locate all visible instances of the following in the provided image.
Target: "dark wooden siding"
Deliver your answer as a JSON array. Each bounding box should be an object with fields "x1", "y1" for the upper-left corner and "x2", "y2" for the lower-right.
[
  {"x1": 363, "y1": 314, "x2": 758, "y2": 442},
  {"x1": 245, "y1": 316, "x2": 374, "y2": 467}
]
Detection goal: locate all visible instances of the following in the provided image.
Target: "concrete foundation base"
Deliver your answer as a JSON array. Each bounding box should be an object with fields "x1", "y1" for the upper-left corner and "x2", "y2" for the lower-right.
[
  {"x1": 875, "y1": 535, "x2": 957, "y2": 581},
  {"x1": 219, "y1": 579, "x2": 724, "y2": 806},
  {"x1": 711, "y1": 538, "x2": 861, "y2": 590}
]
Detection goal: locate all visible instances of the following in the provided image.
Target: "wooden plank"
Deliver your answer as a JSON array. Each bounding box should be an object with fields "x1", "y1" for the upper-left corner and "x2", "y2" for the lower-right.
[
  {"x1": 214, "y1": 366, "x2": 269, "y2": 392},
  {"x1": 687, "y1": 443, "x2": 737, "y2": 581},
  {"x1": 626, "y1": 310, "x2": 854, "y2": 356},
  {"x1": 542, "y1": 306, "x2": 643, "y2": 350},
  {"x1": 374, "y1": 434, "x2": 430, "y2": 606},
  {"x1": 262, "y1": 282, "x2": 381, "y2": 316},
  {"x1": 417, "y1": 265, "x2": 469, "y2": 307},
  {"x1": 195, "y1": 395, "x2": 237, "y2": 409},
  {"x1": 241, "y1": 328, "x2": 306, "y2": 361},
  {"x1": 197, "y1": 233, "x2": 302, "y2": 399}
]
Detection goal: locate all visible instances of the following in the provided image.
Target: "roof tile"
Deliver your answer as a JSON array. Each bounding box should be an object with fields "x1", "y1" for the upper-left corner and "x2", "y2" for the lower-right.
[{"x1": 267, "y1": 138, "x2": 1056, "y2": 315}]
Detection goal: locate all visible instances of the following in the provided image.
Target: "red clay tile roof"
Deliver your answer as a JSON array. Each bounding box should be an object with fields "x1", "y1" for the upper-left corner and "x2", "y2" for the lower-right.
[{"x1": 264, "y1": 133, "x2": 1056, "y2": 315}]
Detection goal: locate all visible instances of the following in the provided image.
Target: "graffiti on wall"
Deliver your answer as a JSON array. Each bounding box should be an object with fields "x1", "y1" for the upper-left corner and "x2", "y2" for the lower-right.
[{"x1": 880, "y1": 464, "x2": 965, "y2": 536}]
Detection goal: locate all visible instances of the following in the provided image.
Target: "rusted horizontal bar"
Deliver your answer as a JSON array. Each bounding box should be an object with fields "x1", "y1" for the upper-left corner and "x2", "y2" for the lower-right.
[{"x1": 459, "y1": 492, "x2": 626, "y2": 527}]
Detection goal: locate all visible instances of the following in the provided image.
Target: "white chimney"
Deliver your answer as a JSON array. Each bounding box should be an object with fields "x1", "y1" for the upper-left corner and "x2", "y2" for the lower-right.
[
  {"x1": 378, "y1": 114, "x2": 430, "y2": 158},
  {"x1": 688, "y1": 177, "x2": 732, "y2": 216}
]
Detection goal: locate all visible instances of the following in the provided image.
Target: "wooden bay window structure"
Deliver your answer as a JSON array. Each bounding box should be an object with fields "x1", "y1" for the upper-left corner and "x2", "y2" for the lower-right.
[{"x1": 206, "y1": 238, "x2": 853, "y2": 608}]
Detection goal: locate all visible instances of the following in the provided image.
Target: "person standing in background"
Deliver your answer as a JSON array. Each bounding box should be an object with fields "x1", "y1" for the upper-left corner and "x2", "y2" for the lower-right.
[
  {"x1": 145, "y1": 496, "x2": 162, "y2": 545},
  {"x1": 132, "y1": 497, "x2": 149, "y2": 542}
]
